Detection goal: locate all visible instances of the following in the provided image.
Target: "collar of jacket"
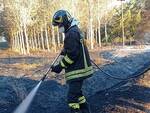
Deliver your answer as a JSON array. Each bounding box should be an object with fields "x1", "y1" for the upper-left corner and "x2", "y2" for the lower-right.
[{"x1": 65, "y1": 18, "x2": 79, "y2": 33}]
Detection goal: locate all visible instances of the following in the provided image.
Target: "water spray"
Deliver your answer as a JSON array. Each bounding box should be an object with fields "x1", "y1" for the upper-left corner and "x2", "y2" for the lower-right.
[{"x1": 13, "y1": 52, "x2": 61, "y2": 113}]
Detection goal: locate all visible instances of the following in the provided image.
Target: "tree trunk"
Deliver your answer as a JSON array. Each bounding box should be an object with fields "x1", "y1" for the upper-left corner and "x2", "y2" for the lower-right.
[
  {"x1": 37, "y1": 33, "x2": 41, "y2": 50},
  {"x1": 45, "y1": 23, "x2": 50, "y2": 51},
  {"x1": 121, "y1": 1, "x2": 125, "y2": 46},
  {"x1": 33, "y1": 28, "x2": 38, "y2": 50},
  {"x1": 104, "y1": 0, "x2": 108, "y2": 45},
  {"x1": 71, "y1": 0, "x2": 75, "y2": 17},
  {"x1": 52, "y1": 26, "x2": 56, "y2": 52},
  {"x1": 57, "y1": 28, "x2": 60, "y2": 47},
  {"x1": 31, "y1": 33, "x2": 35, "y2": 50},
  {"x1": 62, "y1": 33, "x2": 65, "y2": 43},
  {"x1": 98, "y1": 25, "x2": 101, "y2": 47},
  {"x1": 18, "y1": 31, "x2": 23, "y2": 54},
  {"x1": 95, "y1": 29, "x2": 97, "y2": 45},
  {"x1": 13, "y1": 34, "x2": 16, "y2": 50},
  {"x1": 11, "y1": 33, "x2": 15, "y2": 50},
  {"x1": 105, "y1": 22, "x2": 108, "y2": 45},
  {"x1": 98, "y1": 0, "x2": 102, "y2": 47},
  {"x1": 20, "y1": 28, "x2": 26, "y2": 54},
  {"x1": 23, "y1": 24, "x2": 30, "y2": 54},
  {"x1": 14, "y1": 34, "x2": 17, "y2": 50},
  {"x1": 87, "y1": 29, "x2": 89, "y2": 41},
  {"x1": 88, "y1": 0, "x2": 94, "y2": 49},
  {"x1": 15, "y1": 32, "x2": 18, "y2": 50},
  {"x1": 17, "y1": 33, "x2": 19, "y2": 51},
  {"x1": 40, "y1": 27, "x2": 45, "y2": 50}
]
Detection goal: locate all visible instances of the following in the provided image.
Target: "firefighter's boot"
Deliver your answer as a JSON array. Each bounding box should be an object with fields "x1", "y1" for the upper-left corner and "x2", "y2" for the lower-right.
[
  {"x1": 78, "y1": 96, "x2": 91, "y2": 113},
  {"x1": 69, "y1": 103, "x2": 82, "y2": 113},
  {"x1": 80, "y1": 102, "x2": 91, "y2": 113},
  {"x1": 70, "y1": 108, "x2": 82, "y2": 113}
]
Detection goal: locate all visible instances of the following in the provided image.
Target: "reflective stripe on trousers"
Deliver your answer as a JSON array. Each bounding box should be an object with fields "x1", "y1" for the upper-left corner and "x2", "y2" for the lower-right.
[
  {"x1": 78, "y1": 96, "x2": 86, "y2": 104},
  {"x1": 66, "y1": 66, "x2": 93, "y2": 80}
]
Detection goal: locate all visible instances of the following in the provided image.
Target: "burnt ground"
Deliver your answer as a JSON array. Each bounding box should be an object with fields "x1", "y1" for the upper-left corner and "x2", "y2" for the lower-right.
[{"x1": 0, "y1": 47, "x2": 150, "y2": 113}]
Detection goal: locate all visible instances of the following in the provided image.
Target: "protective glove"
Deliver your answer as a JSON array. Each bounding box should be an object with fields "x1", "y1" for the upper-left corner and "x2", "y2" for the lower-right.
[{"x1": 51, "y1": 64, "x2": 62, "y2": 74}]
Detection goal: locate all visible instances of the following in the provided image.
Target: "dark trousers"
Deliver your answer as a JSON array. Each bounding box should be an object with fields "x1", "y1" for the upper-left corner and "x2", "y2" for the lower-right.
[{"x1": 67, "y1": 75, "x2": 91, "y2": 113}]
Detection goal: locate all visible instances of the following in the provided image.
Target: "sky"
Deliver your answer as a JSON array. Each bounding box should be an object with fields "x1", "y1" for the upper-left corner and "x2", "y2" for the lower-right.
[{"x1": 109, "y1": 0, "x2": 131, "y2": 9}]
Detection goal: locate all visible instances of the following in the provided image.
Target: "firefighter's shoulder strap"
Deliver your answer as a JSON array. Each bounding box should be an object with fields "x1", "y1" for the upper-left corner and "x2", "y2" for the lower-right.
[{"x1": 79, "y1": 32, "x2": 88, "y2": 68}]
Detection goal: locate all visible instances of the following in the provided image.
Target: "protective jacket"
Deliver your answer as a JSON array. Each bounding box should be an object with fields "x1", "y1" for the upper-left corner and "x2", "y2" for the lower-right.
[{"x1": 60, "y1": 25, "x2": 93, "y2": 81}]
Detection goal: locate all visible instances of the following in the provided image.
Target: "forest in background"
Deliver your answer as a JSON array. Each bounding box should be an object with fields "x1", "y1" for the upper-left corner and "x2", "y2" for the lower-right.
[{"x1": 0, "y1": 0, "x2": 146, "y2": 54}]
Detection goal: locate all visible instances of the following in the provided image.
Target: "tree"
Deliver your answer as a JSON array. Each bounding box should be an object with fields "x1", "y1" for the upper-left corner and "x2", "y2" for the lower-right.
[{"x1": 3, "y1": 0, "x2": 145, "y2": 54}]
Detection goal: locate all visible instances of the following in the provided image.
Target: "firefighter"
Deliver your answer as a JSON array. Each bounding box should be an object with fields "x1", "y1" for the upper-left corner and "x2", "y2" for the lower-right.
[{"x1": 51, "y1": 10, "x2": 93, "y2": 113}]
